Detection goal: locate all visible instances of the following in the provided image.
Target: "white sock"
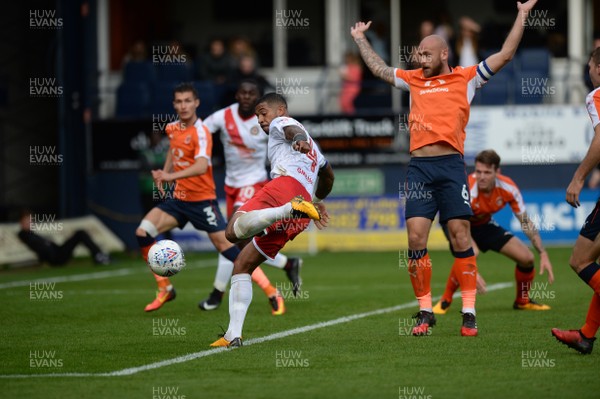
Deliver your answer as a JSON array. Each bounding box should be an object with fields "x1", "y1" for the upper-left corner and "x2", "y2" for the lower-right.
[
  {"x1": 213, "y1": 254, "x2": 234, "y2": 292},
  {"x1": 462, "y1": 307, "x2": 476, "y2": 315},
  {"x1": 225, "y1": 273, "x2": 252, "y2": 341},
  {"x1": 264, "y1": 252, "x2": 287, "y2": 269},
  {"x1": 233, "y1": 203, "x2": 293, "y2": 239}
]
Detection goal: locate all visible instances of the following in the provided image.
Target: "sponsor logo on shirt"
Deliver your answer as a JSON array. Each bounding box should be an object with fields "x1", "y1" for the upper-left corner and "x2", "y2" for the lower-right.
[{"x1": 296, "y1": 167, "x2": 313, "y2": 184}]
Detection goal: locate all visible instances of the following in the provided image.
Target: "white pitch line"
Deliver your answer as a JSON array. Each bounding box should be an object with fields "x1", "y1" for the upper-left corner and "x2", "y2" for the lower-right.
[
  {"x1": 0, "y1": 260, "x2": 216, "y2": 290},
  {"x1": 0, "y1": 282, "x2": 512, "y2": 379}
]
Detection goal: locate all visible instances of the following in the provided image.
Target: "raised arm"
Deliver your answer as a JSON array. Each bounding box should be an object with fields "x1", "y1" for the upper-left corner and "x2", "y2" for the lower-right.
[
  {"x1": 485, "y1": 0, "x2": 538, "y2": 73},
  {"x1": 350, "y1": 21, "x2": 395, "y2": 85}
]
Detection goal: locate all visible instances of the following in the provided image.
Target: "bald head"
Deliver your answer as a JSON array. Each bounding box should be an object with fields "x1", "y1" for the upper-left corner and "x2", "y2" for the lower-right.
[{"x1": 419, "y1": 35, "x2": 448, "y2": 50}]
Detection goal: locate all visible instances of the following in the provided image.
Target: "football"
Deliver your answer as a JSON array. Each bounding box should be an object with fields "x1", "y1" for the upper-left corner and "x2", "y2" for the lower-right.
[{"x1": 147, "y1": 239, "x2": 186, "y2": 277}]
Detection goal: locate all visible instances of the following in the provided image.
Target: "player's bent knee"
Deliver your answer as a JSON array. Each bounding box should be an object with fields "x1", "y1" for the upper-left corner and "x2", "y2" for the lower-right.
[
  {"x1": 523, "y1": 251, "x2": 535, "y2": 268},
  {"x1": 225, "y1": 224, "x2": 239, "y2": 243},
  {"x1": 137, "y1": 219, "x2": 158, "y2": 238},
  {"x1": 568, "y1": 254, "x2": 587, "y2": 273}
]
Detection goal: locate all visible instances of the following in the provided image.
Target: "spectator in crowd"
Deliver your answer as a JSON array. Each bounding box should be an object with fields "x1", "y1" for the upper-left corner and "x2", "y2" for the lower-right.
[
  {"x1": 229, "y1": 36, "x2": 257, "y2": 68},
  {"x1": 434, "y1": 11, "x2": 455, "y2": 64},
  {"x1": 227, "y1": 55, "x2": 273, "y2": 103},
  {"x1": 198, "y1": 38, "x2": 235, "y2": 84},
  {"x1": 339, "y1": 51, "x2": 363, "y2": 114},
  {"x1": 17, "y1": 209, "x2": 111, "y2": 266},
  {"x1": 365, "y1": 21, "x2": 390, "y2": 63},
  {"x1": 420, "y1": 20, "x2": 435, "y2": 41},
  {"x1": 454, "y1": 16, "x2": 482, "y2": 67},
  {"x1": 122, "y1": 39, "x2": 148, "y2": 66}
]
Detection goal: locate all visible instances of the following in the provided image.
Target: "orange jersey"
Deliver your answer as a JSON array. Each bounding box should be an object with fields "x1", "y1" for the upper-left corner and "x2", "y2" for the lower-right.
[
  {"x1": 468, "y1": 173, "x2": 526, "y2": 226},
  {"x1": 165, "y1": 119, "x2": 215, "y2": 202},
  {"x1": 394, "y1": 61, "x2": 492, "y2": 154},
  {"x1": 585, "y1": 86, "x2": 600, "y2": 127}
]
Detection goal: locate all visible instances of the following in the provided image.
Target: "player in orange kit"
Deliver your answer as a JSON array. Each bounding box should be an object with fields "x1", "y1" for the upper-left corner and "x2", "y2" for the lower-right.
[
  {"x1": 351, "y1": 0, "x2": 538, "y2": 336},
  {"x1": 551, "y1": 47, "x2": 600, "y2": 354},
  {"x1": 432, "y1": 150, "x2": 554, "y2": 314},
  {"x1": 135, "y1": 83, "x2": 241, "y2": 312}
]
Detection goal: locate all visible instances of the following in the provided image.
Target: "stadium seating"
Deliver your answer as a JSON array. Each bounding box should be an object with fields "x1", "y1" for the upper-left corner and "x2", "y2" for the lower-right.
[
  {"x1": 478, "y1": 73, "x2": 510, "y2": 105},
  {"x1": 474, "y1": 47, "x2": 551, "y2": 106},
  {"x1": 519, "y1": 47, "x2": 551, "y2": 76},
  {"x1": 514, "y1": 71, "x2": 547, "y2": 104},
  {"x1": 149, "y1": 81, "x2": 178, "y2": 115},
  {"x1": 123, "y1": 61, "x2": 156, "y2": 85},
  {"x1": 156, "y1": 63, "x2": 194, "y2": 84},
  {"x1": 115, "y1": 82, "x2": 150, "y2": 118},
  {"x1": 194, "y1": 80, "x2": 217, "y2": 118}
]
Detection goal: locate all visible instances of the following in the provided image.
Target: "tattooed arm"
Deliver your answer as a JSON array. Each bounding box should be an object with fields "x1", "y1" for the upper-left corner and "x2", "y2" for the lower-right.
[{"x1": 350, "y1": 21, "x2": 395, "y2": 85}]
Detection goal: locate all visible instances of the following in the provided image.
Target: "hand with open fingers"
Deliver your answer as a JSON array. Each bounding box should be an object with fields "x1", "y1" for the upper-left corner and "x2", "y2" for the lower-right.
[
  {"x1": 313, "y1": 202, "x2": 330, "y2": 230},
  {"x1": 540, "y1": 252, "x2": 555, "y2": 284},
  {"x1": 517, "y1": 0, "x2": 538, "y2": 13},
  {"x1": 151, "y1": 169, "x2": 165, "y2": 195},
  {"x1": 350, "y1": 21, "x2": 372, "y2": 40},
  {"x1": 565, "y1": 178, "x2": 584, "y2": 208}
]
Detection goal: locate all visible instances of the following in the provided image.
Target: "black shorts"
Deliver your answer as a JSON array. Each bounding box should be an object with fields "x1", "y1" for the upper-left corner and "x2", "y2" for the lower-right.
[
  {"x1": 403, "y1": 154, "x2": 473, "y2": 223},
  {"x1": 580, "y1": 199, "x2": 600, "y2": 241},
  {"x1": 442, "y1": 219, "x2": 514, "y2": 253},
  {"x1": 157, "y1": 198, "x2": 227, "y2": 233}
]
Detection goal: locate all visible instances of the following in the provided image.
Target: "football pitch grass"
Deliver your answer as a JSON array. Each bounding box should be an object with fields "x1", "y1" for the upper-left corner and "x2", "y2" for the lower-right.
[{"x1": 1, "y1": 247, "x2": 598, "y2": 398}]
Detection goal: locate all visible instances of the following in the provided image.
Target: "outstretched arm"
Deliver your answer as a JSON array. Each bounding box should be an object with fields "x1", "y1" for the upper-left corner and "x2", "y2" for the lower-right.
[
  {"x1": 351, "y1": 21, "x2": 395, "y2": 85},
  {"x1": 315, "y1": 162, "x2": 334, "y2": 201},
  {"x1": 313, "y1": 163, "x2": 335, "y2": 230},
  {"x1": 152, "y1": 157, "x2": 208, "y2": 191},
  {"x1": 567, "y1": 124, "x2": 600, "y2": 207},
  {"x1": 516, "y1": 211, "x2": 554, "y2": 284},
  {"x1": 485, "y1": 0, "x2": 538, "y2": 73}
]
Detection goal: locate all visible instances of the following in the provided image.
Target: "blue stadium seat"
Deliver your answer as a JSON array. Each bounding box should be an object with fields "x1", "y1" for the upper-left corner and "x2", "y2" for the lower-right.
[
  {"x1": 150, "y1": 81, "x2": 178, "y2": 115},
  {"x1": 478, "y1": 74, "x2": 510, "y2": 105},
  {"x1": 479, "y1": 49, "x2": 499, "y2": 66},
  {"x1": 194, "y1": 80, "x2": 217, "y2": 118},
  {"x1": 156, "y1": 63, "x2": 193, "y2": 83},
  {"x1": 123, "y1": 61, "x2": 156, "y2": 85},
  {"x1": 514, "y1": 71, "x2": 547, "y2": 104},
  {"x1": 477, "y1": 49, "x2": 518, "y2": 79},
  {"x1": 519, "y1": 48, "x2": 550, "y2": 76},
  {"x1": 115, "y1": 82, "x2": 150, "y2": 118}
]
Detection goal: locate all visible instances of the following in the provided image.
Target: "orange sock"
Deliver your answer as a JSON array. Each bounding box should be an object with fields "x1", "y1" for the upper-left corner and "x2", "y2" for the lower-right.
[
  {"x1": 589, "y1": 271, "x2": 600, "y2": 295},
  {"x1": 137, "y1": 234, "x2": 170, "y2": 289},
  {"x1": 408, "y1": 249, "x2": 432, "y2": 310},
  {"x1": 581, "y1": 293, "x2": 600, "y2": 339},
  {"x1": 252, "y1": 267, "x2": 277, "y2": 297},
  {"x1": 515, "y1": 265, "x2": 534, "y2": 305},
  {"x1": 138, "y1": 240, "x2": 154, "y2": 263},
  {"x1": 578, "y1": 263, "x2": 600, "y2": 294},
  {"x1": 453, "y1": 252, "x2": 477, "y2": 313},
  {"x1": 152, "y1": 273, "x2": 171, "y2": 289},
  {"x1": 441, "y1": 266, "x2": 459, "y2": 303}
]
